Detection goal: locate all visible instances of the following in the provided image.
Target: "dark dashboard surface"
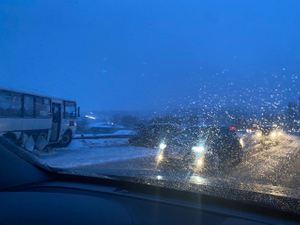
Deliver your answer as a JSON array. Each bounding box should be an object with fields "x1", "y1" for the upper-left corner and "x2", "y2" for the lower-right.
[
  {"x1": 0, "y1": 181, "x2": 294, "y2": 225},
  {"x1": 1, "y1": 178, "x2": 300, "y2": 224}
]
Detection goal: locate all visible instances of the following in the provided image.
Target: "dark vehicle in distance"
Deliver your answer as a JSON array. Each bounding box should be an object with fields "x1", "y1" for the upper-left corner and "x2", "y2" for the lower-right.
[
  {"x1": 157, "y1": 126, "x2": 243, "y2": 171},
  {"x1": 129, "y1": 124, "x2": 181, "y2": 148}
]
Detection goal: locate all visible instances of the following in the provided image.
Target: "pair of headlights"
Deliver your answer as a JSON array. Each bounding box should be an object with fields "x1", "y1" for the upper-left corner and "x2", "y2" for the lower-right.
[
  {"x1": 158, "y1": 143, "x2": 204, "y2": 166},
  {"x1": 160, "y1": 143, "x2": 205, "y2": 153},
  {"x1": 256, "y1": 132, "x2": 282, "y2": 137},
  {"x1": 271, "y1": 132, "x2": 282, "y2": 137},
  {"x1": 157, "y1": 153, "x2": 203, "y2": 166}
]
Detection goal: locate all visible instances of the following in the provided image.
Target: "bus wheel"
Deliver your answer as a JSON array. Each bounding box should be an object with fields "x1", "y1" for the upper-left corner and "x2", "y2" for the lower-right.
[{"x1": 59, "y1": 131, "x2": 72, "y2": 147}]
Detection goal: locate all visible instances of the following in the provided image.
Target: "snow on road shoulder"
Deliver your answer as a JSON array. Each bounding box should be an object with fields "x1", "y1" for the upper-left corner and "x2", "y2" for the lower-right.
[
  {"x1": 73, "y1": 130, "x2": 136, "y2": 138},
  {"x1": 59, "y1": 138, "x2": 129, "y2": 150},
  {"x1": 37, "y1": 138, "x2": 158, "y2": 169},
  {"x1": 113, "y1": 130, "x2": 136, "y2": 135}
]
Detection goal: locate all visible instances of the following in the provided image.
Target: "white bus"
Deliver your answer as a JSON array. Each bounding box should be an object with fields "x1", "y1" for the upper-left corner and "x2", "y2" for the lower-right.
[{"x1": 0, "y1": 88, "x2": 79, "y2": 150}]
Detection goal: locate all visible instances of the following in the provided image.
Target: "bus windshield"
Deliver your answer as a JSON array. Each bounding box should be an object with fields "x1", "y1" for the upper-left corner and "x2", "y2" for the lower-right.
[{"x1": 64, "y1": 102, "x2": 76, "y2": 119}]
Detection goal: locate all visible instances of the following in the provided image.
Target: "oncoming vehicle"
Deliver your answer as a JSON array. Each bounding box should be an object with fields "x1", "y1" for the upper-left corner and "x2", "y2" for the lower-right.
[
  {"x1": 255, "y1": 126, "x2": 284, "y2": 144},
  {"x1": 128, "y1": 123, "x2": 181, "y2": 148},
  {"x1": 157, "y1": 126, "x2": 243, "y2": 171},
  {"x1": 0, "y1": 88, "x2": 79, "y2": 150}
]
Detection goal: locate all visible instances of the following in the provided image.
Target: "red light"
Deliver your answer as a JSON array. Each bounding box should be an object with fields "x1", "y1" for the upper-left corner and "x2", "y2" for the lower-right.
[
  {"x1": 250, "y1": 128, "x2": 254, "y2": 131},
  {"x1": 229, "y1": 127, "x2": 235, "y2": 130}
]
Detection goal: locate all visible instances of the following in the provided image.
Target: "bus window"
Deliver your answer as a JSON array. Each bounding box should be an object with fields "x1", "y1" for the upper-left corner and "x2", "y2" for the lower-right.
[
  {"x1": 0, "y1": 91, "x2": 22, "y2": 117},
  {"x1": 64, "y1": 102, "x2": 76, "y2": 118},
  {"x1": 24, "y1": 95, "x2": 34, "y2": 118},
  {"x1": 36, "y1": 97, "x2": 51, "y2": 118}
]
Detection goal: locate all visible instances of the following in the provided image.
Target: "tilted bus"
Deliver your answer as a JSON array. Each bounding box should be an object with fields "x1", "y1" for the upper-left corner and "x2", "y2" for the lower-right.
[{"x1": 0, "y1": 88, "x2": 79, "y2": 150}]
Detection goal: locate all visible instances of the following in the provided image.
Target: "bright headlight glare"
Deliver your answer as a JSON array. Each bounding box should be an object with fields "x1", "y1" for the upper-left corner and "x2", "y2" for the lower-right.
[
  {"x1": 158, "y1": 154, "x2": 163, "y2": 161},
  {"x1": 239, "y1": 139, "x2": 244, "y2": 146},
  {"x1": 192, "y1": 146, "x2": 205, "y2": 152},
  {"x1": 278, "y1": 132, "x2": 282, "y2": 136},
  {"x1": 197, "y1": 159, "x2": 203, "y2": 166},
  {"x1": 159, "y1": 143, "x2": 167, "y2": 149},
  {"x1": 256, "y1": 132, "x2": 262, "y2": 136},
  {"x1": 271, "y1": 132, "x2": 276, "y2": 137}
]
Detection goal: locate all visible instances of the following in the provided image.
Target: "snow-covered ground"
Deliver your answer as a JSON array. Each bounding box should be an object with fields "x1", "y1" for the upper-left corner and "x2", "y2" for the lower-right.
[
  {"x1": 37, "y1": 138, "x2": 158, "y2": 169},
  {"x1": 74, "y1": 130, "x2": 136, "y2": 138},
  {"x1": 112, "y1": 130, "x2": 136, "y2": 135}
]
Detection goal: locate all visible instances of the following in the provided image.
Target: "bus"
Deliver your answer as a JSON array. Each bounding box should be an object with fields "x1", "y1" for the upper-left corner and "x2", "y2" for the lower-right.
[{"x1": 0, "y1": 88, "x2": 79, "y2": 150}]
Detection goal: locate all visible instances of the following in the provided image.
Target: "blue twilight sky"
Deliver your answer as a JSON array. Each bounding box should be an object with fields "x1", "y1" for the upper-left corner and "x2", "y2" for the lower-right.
[{"x1": 1, "y1": 0, "x2": 300, "y2": 112}]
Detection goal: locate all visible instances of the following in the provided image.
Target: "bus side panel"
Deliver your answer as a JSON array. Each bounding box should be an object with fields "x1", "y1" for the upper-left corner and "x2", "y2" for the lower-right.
[{"x1": 0, "y1": 118, "x2": 52, "y2": 132}]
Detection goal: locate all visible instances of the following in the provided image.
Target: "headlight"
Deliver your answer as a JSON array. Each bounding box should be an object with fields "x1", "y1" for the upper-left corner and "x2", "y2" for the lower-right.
[
  {"x1": 196, "y1": 159, "x2": 203, "y2": 166},
  {"x1": 256, "y1": 132, "x2": 262, "y2": 137},
  {"x1": 239, "y1": 139, "x2": 244, "y2": 147},
  {"x1": 159, "y1": 143, "x2": 167, "y2": 149},
  {"x1": 157, "y1": 154, "x2": 163, "y2": 161},
  {"x1": 271, "y1": 132, "x2": 276, "y2": 137},
  {"x1": 192, "y1": 146, "x2": 205, "y2": 153},
  {"x1": 278, "y1": 132, "x2": 282, "y2": 136}
]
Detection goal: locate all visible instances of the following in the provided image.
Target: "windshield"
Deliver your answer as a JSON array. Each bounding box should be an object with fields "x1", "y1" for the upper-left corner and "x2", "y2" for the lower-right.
[
  {"x1": 1, "y1": 0, "x2": 300, "y2": 214},
  {"x1": 260, "y1": 127, "x2": 274, "y2": 135},
  {"x1": 176, "y1": 127, "x2": 211, "y2": 141}
]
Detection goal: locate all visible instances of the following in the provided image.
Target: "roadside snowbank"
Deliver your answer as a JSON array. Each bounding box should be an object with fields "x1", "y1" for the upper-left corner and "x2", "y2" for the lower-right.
[{"x1": 38, "y1": 138, "x2": 157, "y2": 168}]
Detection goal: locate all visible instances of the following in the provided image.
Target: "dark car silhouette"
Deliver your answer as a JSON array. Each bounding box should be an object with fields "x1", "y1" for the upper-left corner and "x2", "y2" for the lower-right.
[
  {"x1": 129, "y1": 124, "x2": 181, "y2": 148},
  {"x1": 157, "y1": 126, "x2": 243, "y2": 171}
]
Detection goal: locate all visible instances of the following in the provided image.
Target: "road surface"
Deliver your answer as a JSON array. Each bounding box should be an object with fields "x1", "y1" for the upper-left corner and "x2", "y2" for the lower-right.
[{"x1": 37, "y1": 134, "x2": 300, "y2": 192}]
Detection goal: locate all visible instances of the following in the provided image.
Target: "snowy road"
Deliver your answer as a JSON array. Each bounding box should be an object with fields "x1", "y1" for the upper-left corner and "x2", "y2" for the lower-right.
[
  {"x1": 37, "y1": 134, "x2": 300, "y2": 192},
  {"x1": 38, "y1": 138, "x2": 158, "y2": 168},
  {"x1": 226, "y1": 135, "x2": 300, "y2": 189}
]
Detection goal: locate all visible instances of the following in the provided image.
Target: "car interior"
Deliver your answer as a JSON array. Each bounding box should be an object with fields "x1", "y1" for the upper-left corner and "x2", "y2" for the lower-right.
[{"x1": 1, "y1": 1, "x2": 300, "y2": 224}]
